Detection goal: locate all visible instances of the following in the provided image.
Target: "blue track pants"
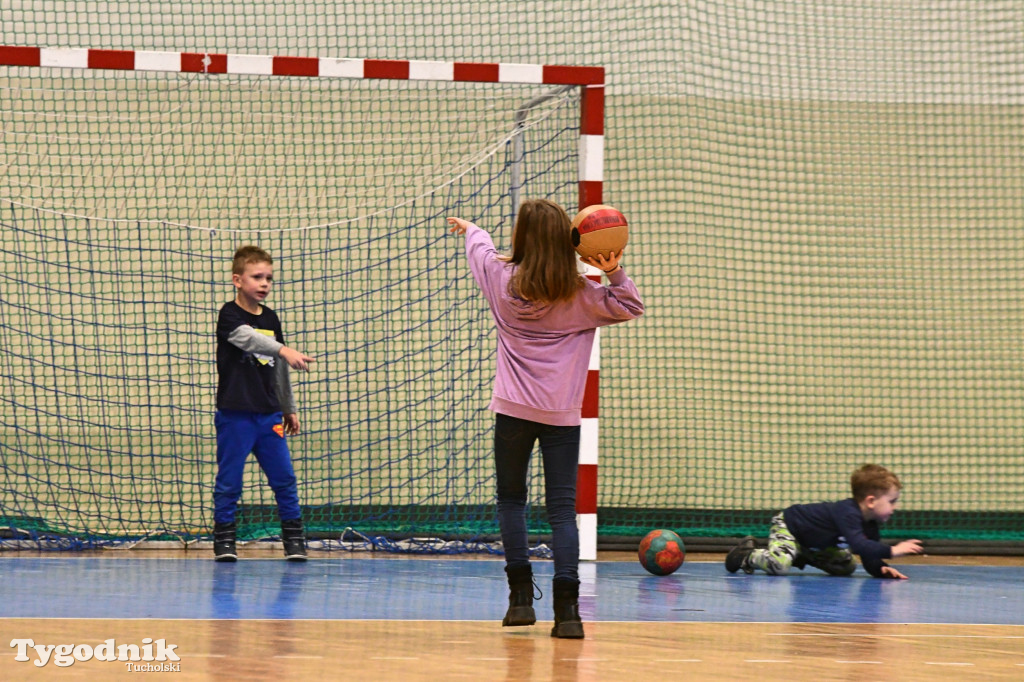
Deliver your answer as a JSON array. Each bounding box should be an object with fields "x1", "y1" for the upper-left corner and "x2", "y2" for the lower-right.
[{"x1": 213, "y1": 409, "x2": 301, "y2": 524}]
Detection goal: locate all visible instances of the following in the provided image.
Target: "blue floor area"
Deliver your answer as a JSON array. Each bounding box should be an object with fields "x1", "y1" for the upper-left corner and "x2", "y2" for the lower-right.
[{"x1": 3, "y1": 557, "x2": 1022, "y2": 625}]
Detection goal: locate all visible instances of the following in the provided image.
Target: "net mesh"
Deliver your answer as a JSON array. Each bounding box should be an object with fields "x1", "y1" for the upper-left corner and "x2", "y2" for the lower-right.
[
  {"x1": 0, "y1": 67, "x2": 580, "y2": 548},
  {"x1": 2, "y1": 1, "x2": 1024, "y2": 548}
]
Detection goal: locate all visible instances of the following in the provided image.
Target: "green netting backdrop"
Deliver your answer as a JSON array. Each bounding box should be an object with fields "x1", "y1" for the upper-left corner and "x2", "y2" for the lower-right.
[{"x1": 1, "y1": 2, "x2": 1023, "y2": 548}]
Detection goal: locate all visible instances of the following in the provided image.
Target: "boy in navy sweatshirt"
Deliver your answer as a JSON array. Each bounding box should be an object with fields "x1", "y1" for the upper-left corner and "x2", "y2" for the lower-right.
[
  {"x1": 725, "y1": 464, "x2": 923, "y2": 579},
  {"x1": 212, "y1": 245, "x2": 314, "y2": 562}
]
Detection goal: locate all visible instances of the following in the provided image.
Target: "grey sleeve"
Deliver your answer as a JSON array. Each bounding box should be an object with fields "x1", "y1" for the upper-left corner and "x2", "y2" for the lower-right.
[
  {"x1": 275, "y1": 361, "x2": 297, "y2": 414},
  {"x1": 228, "y1": 325, "x2": 296, "y2": 413},
  {"x1": 227, "y1": 325, "x2": 285, "y2": 355}
]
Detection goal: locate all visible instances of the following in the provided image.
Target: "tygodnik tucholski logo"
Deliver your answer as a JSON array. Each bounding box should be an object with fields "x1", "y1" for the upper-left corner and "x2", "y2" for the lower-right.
[{"x1": 10, "y1": 637, "x2": 181, "y2": 671}]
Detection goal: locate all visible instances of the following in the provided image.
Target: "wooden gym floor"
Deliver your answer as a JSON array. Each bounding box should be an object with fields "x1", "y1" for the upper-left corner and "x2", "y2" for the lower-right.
[{"x1": 1, "y1": 550, "x2": 1022, "y2": 681}]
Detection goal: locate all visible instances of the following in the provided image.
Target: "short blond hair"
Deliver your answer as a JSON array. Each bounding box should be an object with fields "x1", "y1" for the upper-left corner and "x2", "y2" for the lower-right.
[
  {"x1": 232, "y1": 245, "x2": 272, "y2": 275},
  {"x1": 851, "y1": 464, "x2": 902, "y2": 502}
]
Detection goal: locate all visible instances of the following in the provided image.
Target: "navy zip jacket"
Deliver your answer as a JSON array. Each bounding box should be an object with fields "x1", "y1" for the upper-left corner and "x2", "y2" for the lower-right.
[{"x1": 783, "y1": 498, "x2": 892, "y2": 577}]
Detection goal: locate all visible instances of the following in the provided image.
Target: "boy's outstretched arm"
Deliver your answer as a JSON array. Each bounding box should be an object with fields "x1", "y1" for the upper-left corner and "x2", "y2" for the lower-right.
[
  {"x1": 890, "y1": 539, "x2": 924, "y2": 557},
  {"x1": 279, "y1": 346, "x2": 314, "y2": 371},
  {"x1": 868, "y1": 540, "x2": 925, "y2": 577},
  {"x1": 227, "y1": 326, "x2": 314, "y2": 370},
  {"x1": 872, "y1": 540, "x2": 923, "y2": 580}
]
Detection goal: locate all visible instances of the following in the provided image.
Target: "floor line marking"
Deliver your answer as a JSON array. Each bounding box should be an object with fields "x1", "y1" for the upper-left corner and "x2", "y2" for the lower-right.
[{"x1": 771, "y1": 633, "x2": 1024, "y2": 640}]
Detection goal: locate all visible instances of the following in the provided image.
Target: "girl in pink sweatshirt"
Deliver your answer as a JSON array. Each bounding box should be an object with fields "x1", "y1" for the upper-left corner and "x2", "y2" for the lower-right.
[{"x1": 448, "y1": 199, "x2": 644, "y2": 639}]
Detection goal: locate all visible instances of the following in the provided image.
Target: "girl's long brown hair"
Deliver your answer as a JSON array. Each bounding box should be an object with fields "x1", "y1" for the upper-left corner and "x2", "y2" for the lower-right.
[{"x1": 503, "y1": 199, "x2": 584, "y2": 304}]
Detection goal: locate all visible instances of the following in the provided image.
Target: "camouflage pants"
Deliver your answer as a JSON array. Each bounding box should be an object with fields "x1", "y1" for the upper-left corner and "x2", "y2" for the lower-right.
[{"x1": 748, "y1": 512, "x2": 857, "y2": 576}]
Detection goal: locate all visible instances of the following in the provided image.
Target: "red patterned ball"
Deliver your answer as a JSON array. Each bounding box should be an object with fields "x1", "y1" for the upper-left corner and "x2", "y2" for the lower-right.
[{"x1": 638, "y1": 529, "x2": 686, "y2": 576}]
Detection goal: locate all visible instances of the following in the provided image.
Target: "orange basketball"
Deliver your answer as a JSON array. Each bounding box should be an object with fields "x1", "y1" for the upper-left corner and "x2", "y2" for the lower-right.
[{"x1": 571, "y1": 204, "x2": 629, "y2": 261}]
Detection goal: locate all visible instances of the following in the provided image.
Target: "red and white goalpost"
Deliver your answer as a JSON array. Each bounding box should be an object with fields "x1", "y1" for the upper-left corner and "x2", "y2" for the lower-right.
[{"x1": 0, "y1": 44, "x2": 607, "y2": 560}]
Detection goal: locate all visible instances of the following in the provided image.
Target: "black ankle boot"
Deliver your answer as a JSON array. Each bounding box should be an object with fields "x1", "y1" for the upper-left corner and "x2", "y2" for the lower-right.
[
  {"x1": 551, "y1": 579, "x2": 584, "y2": 639},
  {"x1": 502, "y1": 564, "x2": 537, "y2": 627},
  {"x1": 213, "y1": 521, "x2": 237, "y2": 562},
  {"x1": 281, "y1": 518, "x2": 307, "y2": 561}
]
